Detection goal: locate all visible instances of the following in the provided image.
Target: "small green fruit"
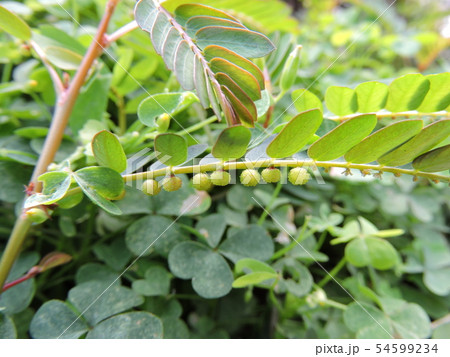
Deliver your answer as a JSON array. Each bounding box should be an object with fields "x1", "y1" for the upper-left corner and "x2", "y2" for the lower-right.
[
  {"x1": 261, "y1": 167, "x2": 281, "y2": 183},
  {"x1": 288, "y1": 167, "x2": 310, "y2": 185},
  {"x1": 26, "y1": 208, "x2": 48, "y2": 224},
  {"x1": 240, "y1": 169, "x2": 261, "y2": 187},
  {"x1": 142, "y1": 179, "x2": 161, "y2": 196},
  {"x1": 162, "y1": 175, "x2": 182, "y2": 192},
  {"x1": 156, "y1": 113, "x2": 171, "y2": 133},
  {"x1": 192, "y1": 173, "x2": 212, "y2": 191},
  {"x1": 210, "y1": 170, "x2": 231, "y2": 186}
]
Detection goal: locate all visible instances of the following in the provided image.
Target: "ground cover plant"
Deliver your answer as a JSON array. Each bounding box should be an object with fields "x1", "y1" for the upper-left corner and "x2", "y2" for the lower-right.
[{"x1": 0, "y1": 0, "x2": 449, "y2": 339}]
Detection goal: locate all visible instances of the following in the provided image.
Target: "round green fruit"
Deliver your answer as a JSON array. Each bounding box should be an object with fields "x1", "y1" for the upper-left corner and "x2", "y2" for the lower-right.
[
  {"x1": 141, "y1": 179, "x2": 161, "y2": 196},
  {"x1": 192, "y1": 173, "x2": 212, "y2": 191},
  {"x1": 210, "y1": 170, "x2": 231, "y2": 186},
  {"x1": 26, "y1": 208, "x2": 48, "y2": 224},
  {"x1": 288, "y1": 167, "x2": 310, "y2": 185},
  {"x1": 240, "y1": 169, "x2": 261, "y2": 187},
  {"x1": 261, "y1": 167, "x2": 281, "y2": 183},
  {"x1": 162, "y1": 175, "x2": 182, "y2": 192}
]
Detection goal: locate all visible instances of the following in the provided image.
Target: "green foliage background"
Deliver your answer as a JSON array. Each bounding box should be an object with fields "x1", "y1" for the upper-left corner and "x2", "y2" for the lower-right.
[{"x1": 0, "y1": 0, "x2": 449, "y2": 339}]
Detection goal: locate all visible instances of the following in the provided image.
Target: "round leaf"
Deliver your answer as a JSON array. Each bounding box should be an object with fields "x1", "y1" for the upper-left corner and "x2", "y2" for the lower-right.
[
  {"x1": 92, "y1": 130, "x2": 127, "y2": 173},
  {"x1": 168, "y1": 241, "x2": 233, "y2": 298},
  {"x1": 345, "y1": 237, "x2": 398, "y2": 270},
  {"x1": 154, "y1": 133, "x2": 188, "y2": 167},
  {"x1": 212, "y1": 125, "x2": 251, "y2": 160},
  {"x1": 30, "y1": 300, "x2": 88, "y2": 339},
  {"x1": 87, "y1": 312, "x2": 163, "y2": 339},
  {"x1": 355, "y1": 81, "x2": 388, "y2": 113},
  {"x1": 137, "y1": 93, "x2": 184, "y2": 127},
  {"x1": 292, "y1": 89, "x2": 323, "y2": 113}
]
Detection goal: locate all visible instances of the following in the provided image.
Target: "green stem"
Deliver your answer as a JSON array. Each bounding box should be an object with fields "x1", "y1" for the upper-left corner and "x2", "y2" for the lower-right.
[
  {"x1": 122, "y1": 159, "x2": 449, "y2": 184},
  {"x1": 314, "y1": 230, "x2": 328, "y2": 251},
  {"x1": 0, "y1": 217, "x2": 32, "y2": 289},
  {"x1": 323, "y1": 298, "x2": 347, "y2": 310},
  {"x1": 176, "y1": 116, "x2": 218, "y2": 136},
  {"x1": 317, "y1": 256, "x2": 347, "y2": 288},
  {"x1": 0, "y1": 0, "x2": 121, "y2": 293},
  {"x1": 327, "y1": 110, "x2": 450, "y2": 122},
  {"x1": 257, "y1": 180, "x2": 283, "y2": 225}
]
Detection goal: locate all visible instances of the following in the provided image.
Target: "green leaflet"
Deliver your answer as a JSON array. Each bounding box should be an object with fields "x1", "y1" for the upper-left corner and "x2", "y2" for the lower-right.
[
  {"x1": 204, "y1": 45, "x2": 265, "y2": 88},
  {"x1": 386, "y1": 73, "x2": 430, "y2": 112},
  {"x1": 216, "y1": 72, "x2": 257, "y2": 119},
  {"x1": 292, "y1": 89, "x2": 323, "y2": 113},
  {"x1": 412, "y1": 144, "x2": 450, "y2": 173},
  {"x1": 212, "y1": 125, "x2": 252, "y2": 160},
  {"x1": 210, "y1": 57, "x2": 261, "y2": 100},
  {"x1": 308, "y1": 114, "x2": 377, "y2": 161},
  {"x1": 24, "y1": 171, "x2": 71, "y2": 208},
  {"x1": 92, "y1": 130, "x2": 127, "y2": 173},
  {"x1": 355, "y1": 81, "x2": 389, "y2": 113},
  {"x1": 345, "y1": 237, "x2": 398, "y2": 270},
  {"x1": 0, "y1": 5, "x2": 31, "y2": 40},
  {"x1": 73, "y1": 167, "x2": 124, "y2": 215},
  {"x1": 417, "y1": 73, "x2": 450, "y2": 112},
  {"x1": 196, "y1": 26, "x2": 275, "y2": 58},
  {"x1": 174, "y1": 3, "x2": 238, "y2": 26},
  {"x1": 44, "y1": 46, "x2": 83, "y2": 70},
  {"x1": 137, "y1": 93, "x2": 187, "y2": 127},
  {"x1": 154, "y1": 133, "x2": 188, "y2": 166},
  {"x1": 186, "y1": 15, "x2": 245, "y2": 37},
  {"x1": 266, "y1": 109, "x2": 323, "y2": 158},
  {"x1": 325, "y1": 86, "x2": 358, "y2": 116},
  {"x1": 378, "y1": 120, "x2": 450, "y2": 167},
  {"x1": 345, "y1": 120, "x2": 423, "y2": 164}
]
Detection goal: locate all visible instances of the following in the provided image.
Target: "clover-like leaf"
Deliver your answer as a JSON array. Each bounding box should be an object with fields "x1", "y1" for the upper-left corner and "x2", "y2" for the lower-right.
[
  {"x1": 345, "y1": 237, "x2": 398, "y2": 270},
  {"x1": 87, "y1": 312, "x2": 163, "y2": 339},
  {"x1": 168, "y1": 241, "x2": 233, "y2": 298}
]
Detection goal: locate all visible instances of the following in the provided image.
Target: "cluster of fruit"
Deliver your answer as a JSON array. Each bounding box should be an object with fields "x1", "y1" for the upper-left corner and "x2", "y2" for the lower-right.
[{"x1": 141, "y1": 167, "x2": 311, "y2": 196}]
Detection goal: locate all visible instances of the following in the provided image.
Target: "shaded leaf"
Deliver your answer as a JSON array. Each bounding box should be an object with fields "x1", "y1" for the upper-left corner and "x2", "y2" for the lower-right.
[
  {"x1": 195, "y1": 214, "x2": 226, "y2": 248},
  {"x1": 30, "y1": 300, "x2": 88, "y2": 339},
  {"x1": 418, "y1": 73, "x2": 450, "y2": 112},
  {"x1": 345, "y1": 120, "x2": 423, "y2": 164},
  {"x1": 168, "y1": 241, "x2": 233, "y2": 298},
  {"x1": 412, "y1": 144, "x2": 450, "y2": 172},
  {"x1": 87, "y1": 312, "x2": 162, "y2": 339},
  {"x1": 378, "y1": 120, "x2": 450, "y2": 166}
]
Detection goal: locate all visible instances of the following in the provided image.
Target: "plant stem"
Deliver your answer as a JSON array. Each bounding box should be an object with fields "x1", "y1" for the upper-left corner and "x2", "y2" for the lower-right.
[
  {"x1": 0, "y1": 0, "x2": 121, "y2": 293},
  {"x1": 0, "y1": 217, "x2": 32, "y2": 290},
  {"x1": 257, "y1": 180, "x2": 283, "y2": 225},
  {"x1": 122, "y1": 159, "x2": 449, "y2": 183},
  {"x1": 327, "y1": 110, "x2": 450, "y2": 122},
  {"x1": 317, "y1": 256, "x2": 347, "y2": 288},
  {"x1": 105, "y1": 20, "x2": 138, "y2": 44}
]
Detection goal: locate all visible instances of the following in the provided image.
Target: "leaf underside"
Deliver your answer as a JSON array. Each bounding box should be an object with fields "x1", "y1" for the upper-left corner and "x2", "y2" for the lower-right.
[{"x1": 134, "y1": 0, "x2": 275, "y2": 127}]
